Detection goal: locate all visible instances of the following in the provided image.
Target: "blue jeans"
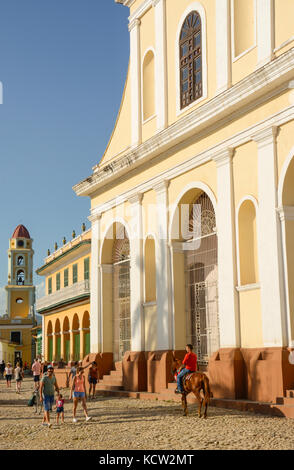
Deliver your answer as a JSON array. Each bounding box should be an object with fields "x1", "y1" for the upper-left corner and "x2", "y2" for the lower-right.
[
  {"x1": 43, "y1": 395, "x2": 54, "y2": 412},
  {"x1": 177, "y1": 368, "x2": 190, "y2": 392}
]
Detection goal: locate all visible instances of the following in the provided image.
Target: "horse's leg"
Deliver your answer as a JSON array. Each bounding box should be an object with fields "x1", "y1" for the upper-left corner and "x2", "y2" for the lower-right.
[
  {"x1": 193, "y1": 389, "x2": 203, "y2": 418},
  {"x1": 182, "y1": 394, "x2": 188, "y2": 416}
]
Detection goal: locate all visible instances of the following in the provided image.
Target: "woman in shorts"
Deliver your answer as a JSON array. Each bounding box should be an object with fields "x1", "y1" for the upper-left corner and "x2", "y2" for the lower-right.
[
  {"x1": 14, "y1": 362, "x2": 23, "y2": 393},
  {"x1": 70, "y1": 367, "x2": 91, "y2": 423},
  {"x1": 5, "y1": 363, "x2": 13, "y2": 388}
]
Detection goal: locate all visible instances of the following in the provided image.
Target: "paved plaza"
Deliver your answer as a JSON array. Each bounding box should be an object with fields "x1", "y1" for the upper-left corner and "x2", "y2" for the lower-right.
[{"x1": 0, "y1": 377, "x2": 294, "y2": 450}]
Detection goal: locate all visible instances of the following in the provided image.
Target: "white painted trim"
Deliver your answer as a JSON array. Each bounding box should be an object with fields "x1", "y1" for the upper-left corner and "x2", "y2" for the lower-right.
[
  {"x1": 130, "y1": 18, "x2": 142, "y2": 147},
  {"x1": 236, "y1": 283, "x2": 260, "y2": 292},
  {"x1": 169, "y1": 181, "x2": 217, "y2": 242},
  {"x1": 235, "y1": 195, "x2": 259, "y2": 287},
  {"x1": 74, "y1": 49, "x2": 294, "y2": 199},
  {"x1": 175, "y1": 2, "x2": 208, "y2": 117},
  {"x1": 231, "y1": 0, "x2": 257, "y2": 62},
  {"x1": 278, "y1": 145, "x2": 294, "y2": 207},
  {"x1": 99, "y1": 217, "x2": 132, "y2": 262},
  {"x1": 274, "y1": 36, "x2": 294, "y2": 54},
  {"x1": 129, "y1": 0, "x2": 152, "y2": 23},
  {"x1": 141, "y1": 47, "x2": 157, "y2": 124},
  {"x1": 154, "y1": 0, "x2": 168, "y2": 131}
]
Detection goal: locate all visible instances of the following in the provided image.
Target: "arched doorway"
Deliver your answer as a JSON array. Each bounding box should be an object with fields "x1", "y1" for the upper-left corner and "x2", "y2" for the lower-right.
[
  {"x1": 171, "y1": 187, "x2": 219, "y2": 365},
  {"x1": 72, "y1": 314, "x2": 80, "y2": 361},
  {"x1": 47, "y1": 321, "x2": 53, "y2": 362},
  {"x1": 279, "y1": 155, "x2": 294, "y2": 344},
  {"x1": 54, "y1": 319, "x2": 61, "y2": 361},
  {"x1": 63, "y1": 317, "x2": 70, "y2": 363},
  {"x1": 113, "y1": 228, "x2": 131, "y2": 361},
  {"x1": 82, "y1": 311, "x2": 90, "y2": 356}
]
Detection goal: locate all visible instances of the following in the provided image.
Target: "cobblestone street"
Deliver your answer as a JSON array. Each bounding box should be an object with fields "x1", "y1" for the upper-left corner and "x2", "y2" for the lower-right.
[{"x1": 1, "y1": 377, "x2": 294, "y2": 450}]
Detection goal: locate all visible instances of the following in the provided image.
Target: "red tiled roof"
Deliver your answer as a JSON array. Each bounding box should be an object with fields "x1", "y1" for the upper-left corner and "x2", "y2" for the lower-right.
[{"x1": 12, "y1": 225, "x2": 30, "y2": 239}]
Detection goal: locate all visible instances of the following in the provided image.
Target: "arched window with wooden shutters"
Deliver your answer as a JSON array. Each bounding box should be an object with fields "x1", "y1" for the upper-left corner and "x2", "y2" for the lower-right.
[{"x1": 179, "y1": 11, "x2": 202, "y2": 110}]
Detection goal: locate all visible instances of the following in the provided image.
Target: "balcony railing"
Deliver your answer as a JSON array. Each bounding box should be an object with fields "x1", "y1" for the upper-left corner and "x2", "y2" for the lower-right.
[{"x1": 36, "y1": 280, "x2": 90, "y2": 312}]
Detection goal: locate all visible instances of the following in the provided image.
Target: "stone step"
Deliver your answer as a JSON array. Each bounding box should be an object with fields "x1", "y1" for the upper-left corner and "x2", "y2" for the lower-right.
[
  {"x1": 96, "y1": 384, "x2": 123, "y2": 391},
  {"x1": 168, "y1": 382, "x2": 177, "y2": 390},
  {"x1": 277, "y1": 397, "x2": 294, "y2": 406},
  {"x1": 115, "y1": 362, "x2": 122, "y2": 372},
  {"x1": 110, "y1": 370, "x2": 123, "y2": 378},
  {"x1": 100, "y1": 377, "x2": 123, "y2": 386}
]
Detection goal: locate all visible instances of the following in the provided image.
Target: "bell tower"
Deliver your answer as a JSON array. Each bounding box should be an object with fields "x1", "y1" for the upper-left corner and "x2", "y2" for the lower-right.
[{"x1": 6, "y1": 225, "x2": 35, "y2": 319}]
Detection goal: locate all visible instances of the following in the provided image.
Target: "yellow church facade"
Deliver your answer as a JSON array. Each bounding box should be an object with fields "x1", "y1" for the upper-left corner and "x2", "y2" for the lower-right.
[
  {"x1": 0, "y1": 225, "x2": 36, "y2": 366},
  {"x1": 72, "y1": 0, "x2": 294, "y2": 402},
  {"x1": 36, "y1": 229, "x2": 91, "y2": 363}
]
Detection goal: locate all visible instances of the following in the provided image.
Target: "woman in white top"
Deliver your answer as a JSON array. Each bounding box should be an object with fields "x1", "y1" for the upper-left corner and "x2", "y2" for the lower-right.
[
  {"x1": 14, "y1": 362, "x2": 23, "y2": 393},
  {"x1": 4, "y1": 363, "x2": 13, "y2": 388}
]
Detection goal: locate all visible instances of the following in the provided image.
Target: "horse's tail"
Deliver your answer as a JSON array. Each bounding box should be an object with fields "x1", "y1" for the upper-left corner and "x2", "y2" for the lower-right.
[{"x1": 203, "y1": 375, "x2": 211, "y2": 405}]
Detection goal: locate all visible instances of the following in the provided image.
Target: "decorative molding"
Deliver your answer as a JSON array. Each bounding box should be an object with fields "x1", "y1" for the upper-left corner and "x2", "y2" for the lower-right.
[
  {"x1": 236, "y1": 283, "x2": 260, "y2": 292},
  {"x1": 129, "y1": 0, "x2": 152, "y2": 23},
  {"x1": 74, "y1": 48, "x2": 294, "y2": 199},
  {"x1": 89, "y1": 104, "x2": 294, "y2": 219},
  {"x1": 251, "y1": 125, "x2": 278, "y2": 146},
  {"x1": 128, "y1": 18, "x2": 141, "y2": 32},
  {"x1": 152, "y1": 179, "x2": 169, "y2": 195},
  {"x1": 88, "y1": 213, "x2": 102, "y2": 224},
  {"x1": 128, "y1": 193, "x2": 143, "y2": 205},
  {"x1": 212, "y1": 148, "x2": 234, "y2": 168},
  {"x1": 100, "y1": 264, "x2": 113, "y2": 274},
  {"x1": 277, "y1": 206, "x2": 294, "y2": 222}
]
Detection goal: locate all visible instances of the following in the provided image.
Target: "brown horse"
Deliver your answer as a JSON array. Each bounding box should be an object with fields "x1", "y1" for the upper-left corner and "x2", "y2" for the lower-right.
[{"x1": 171, "y1": 358, "x2": 211, "y2": 419}]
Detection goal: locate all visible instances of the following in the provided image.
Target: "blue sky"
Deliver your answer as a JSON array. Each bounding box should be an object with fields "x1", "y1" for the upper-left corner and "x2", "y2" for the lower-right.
[{"x1": 0, "y1": 0, "x2": 130, "y2": 311}]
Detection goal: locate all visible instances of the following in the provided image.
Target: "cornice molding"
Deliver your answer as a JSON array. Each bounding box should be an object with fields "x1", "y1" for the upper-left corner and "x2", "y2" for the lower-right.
[
  {"x1": 74, "y1": 49, "x2": 294, "y2": 199},
  {"x1": 88, "y1": 105, "x2": 294, "y2": 219},
  {"x1": 115, "y1": 0, "x2": 135, "y2": 7},
  {"x1": 129, "y1": 0, "x2": 152, "y2": 23}
]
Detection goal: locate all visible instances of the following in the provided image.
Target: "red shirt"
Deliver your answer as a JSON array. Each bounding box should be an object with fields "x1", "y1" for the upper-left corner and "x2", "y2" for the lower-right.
[{"x1": 183, "y1": 352, "x2": 197, "y2": 371}]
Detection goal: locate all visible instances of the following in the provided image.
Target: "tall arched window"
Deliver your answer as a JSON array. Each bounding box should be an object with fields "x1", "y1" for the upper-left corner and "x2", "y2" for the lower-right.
[
  {"x1": 16, "y1": 270, "x2": 25, "y2": 286},
  {"x1": 238, "y1": 199, "x2": 259, "y2": 285},
  {"x1": 113, "y1": 229, "x2": 131, "y2": 360},
  {"x1": 143, "y1": 50, "x2": 155, "y2": 121},
  {"x1": 179, "y1": 11, "x2": 202, "y2": 110}
]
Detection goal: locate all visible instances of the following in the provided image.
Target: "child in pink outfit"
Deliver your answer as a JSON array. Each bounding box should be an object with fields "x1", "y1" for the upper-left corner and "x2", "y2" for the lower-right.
[{"x1": 55, "y1": 393, "x2": 65, "y2": 424}]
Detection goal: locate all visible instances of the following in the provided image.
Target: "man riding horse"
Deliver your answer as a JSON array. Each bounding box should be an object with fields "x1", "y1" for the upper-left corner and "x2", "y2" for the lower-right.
[{"x1": 175, "y1": 344, "x2": 197, "y2": 394}]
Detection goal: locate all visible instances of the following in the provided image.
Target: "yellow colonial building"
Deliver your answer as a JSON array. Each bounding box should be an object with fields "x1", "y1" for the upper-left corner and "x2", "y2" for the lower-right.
[
  {"x1": 36, "y1": 228, "x2": 91, "y2": 363},
  {"x1": 0, "y1": 225, "x2": 36, "y2": 366},
  {"x1": 72, "y1": 0, "x2": 294, "y2": 404}
]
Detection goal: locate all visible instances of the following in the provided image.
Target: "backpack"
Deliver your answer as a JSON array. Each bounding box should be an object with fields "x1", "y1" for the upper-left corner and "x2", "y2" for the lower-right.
[{"x1": 28, "y1": 394, "x2": 36, "y2": 407}]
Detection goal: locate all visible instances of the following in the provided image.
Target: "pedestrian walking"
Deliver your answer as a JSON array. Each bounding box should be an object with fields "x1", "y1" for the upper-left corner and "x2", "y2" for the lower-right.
[
  {"x1": 55, "y1": 393, "x2": 65, "y2": 425},
  {"x1": 39, "y1": 365, "x2": 59, "y2": 428},
  {"x1": 88, "y1": 361, "x2": 99, "y2": 399},
  {"x1": 14, "y1": 362, "x2": 24, "y2": 394},
  {"x1": 4, "y1": 363, "x2": 12, "y2": 388},
  {"x1": 70, "y1": 367, "x2": 92, "y2": 423},
  {"x1": 42, "y1": 361, "x2": 48, "y2": 376},
  {"x1": 31, "y1": 358, "x2": 42, "y2": 390},
  {"x1": 67, "y1": 361, "x2": 78, "y2": 388},
  {"x1": 0, "y1": 360, "x2": 5, "y2": 379}
]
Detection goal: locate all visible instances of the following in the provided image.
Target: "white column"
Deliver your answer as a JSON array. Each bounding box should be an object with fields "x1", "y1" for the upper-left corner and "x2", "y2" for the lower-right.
[
  {"x1": 215, "y1": 0, "x2": 232, "y2": 94},
  {"x1": 213, "y1": 149, "x2": 240, "y2": 348},
  {"x1": 154, "y1": 180, "x2": 172, "y2": 350},
  {"x1": 129, "y1": 194, "x2": 144, "y2": 351},
  {"x1": 153, "y1": 0, "x2": 168, "y2": 131},
  {"x1": 253, "y1": 127, "x2": 287, "y2": 346},
  {"x1": 256, "y1": 0, "x2": 274, "y2": 68},
  {"x1": 129, "y1": 18, "x2": 142, "y2": 147},
  {"x1": 88, "y1": 213, "x2": 102, "y2": 353}
]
